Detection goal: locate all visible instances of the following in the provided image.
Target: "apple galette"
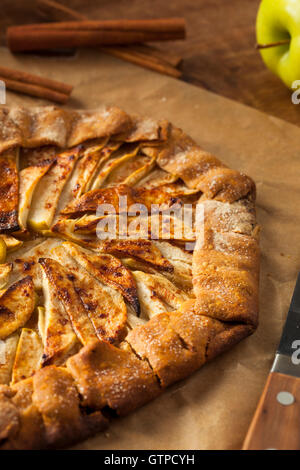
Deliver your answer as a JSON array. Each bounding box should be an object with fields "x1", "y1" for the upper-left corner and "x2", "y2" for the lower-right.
[{"x1": 0, "y1": 105, "x2": 259, "y2": 449}]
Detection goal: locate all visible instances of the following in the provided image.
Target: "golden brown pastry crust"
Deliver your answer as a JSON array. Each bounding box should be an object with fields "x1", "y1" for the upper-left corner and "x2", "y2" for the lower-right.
[
  {"x1": 66, "y1": 340, "x2": 161, "y2": 416},
  {"x1": 0, "y1": 105, "x2": 259, "y2": 450}
]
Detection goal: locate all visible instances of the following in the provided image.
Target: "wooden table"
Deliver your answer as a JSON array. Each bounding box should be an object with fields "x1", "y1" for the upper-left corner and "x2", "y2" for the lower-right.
[{"x1": 2, "y1": 0, "x2": 300, "y2": 125}]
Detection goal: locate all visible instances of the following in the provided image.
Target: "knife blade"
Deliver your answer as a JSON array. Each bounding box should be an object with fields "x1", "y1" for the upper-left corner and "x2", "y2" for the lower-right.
[
  {"x1": 272, "y1": 273, "x2": 300, "y2": 377},
  {"x1": 243, "y1": 273, "x2": 300, "y2": 450}
]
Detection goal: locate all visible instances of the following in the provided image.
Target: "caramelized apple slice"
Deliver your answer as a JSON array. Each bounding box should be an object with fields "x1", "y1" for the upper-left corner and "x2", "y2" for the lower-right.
[
  {"x1": 0, "y1": 148, "x2": 19, "y2": 233},
  {"x1": 0, "y1": 237, "x2": 6, "y2": 264},
  {"x1": 122, "y1": 155, "x2": 156, "y2": 187},
  {"x1": 152, "y1": 241, "x2": 193, "y2": 290},
  {"x1": 98, "y1": 239, "x2": 174, "y2": 273},
  {"x1": 0, "y1": 333, "x2": 19, "y2": 384},
  {"x1": 54, "y1": 140, "x2": 111, "y2": 216},
  {"x1": 102, "y1": 153, "x2": 155, "y2": 188},
  {"x1": 51, "y1": 217, "x2": 100, "y2": 249},
  {"x1": 152, "y1": 240, "x2": 192, "y2": 265},
  {"x1": 149, "y1": 212, "x2": 196, "y2": 242},
  {"x1": 7, "y1": 239, "x2": 61, "y2": 290},
  {"x1": 21, "y1": 146, "x2": 56, "y2": 168},
  {"x1": 1, "y1": 235, "x2": 23, "y2": 253},
  {"x1": 11, "y1": 328, "x2": 43, "y2": 384},
  {"x1": 18, "y1": 159, "x2": 54, "y2": 230},
  {"x1": 133, "y1": 271, "x2": 189, "y2": 319},
  {"x1": 27, "y1": 147, "x2": 81, "y2": 231},
  {"x1": 126, "y1": 311, "x2": 147, "y2": 330},
  {"x1": 62, "y1": 241, "x2": 140, "y2": 316},
  {"x1": 52, "y1": 244, "x2": 127, "y2": 342},
  {"x1": 0, "y1": 276, "x2": 35, "y2": 339},
  {"x1": 39, "y1": 257, "x2": 98, "y2": 346},
  {"x1": 0, "y1": 264, "x2": 12, "y2": 290},
  {"x1": 73, "y1": 214, "x2": 103, "y2": 234},
  {"x1": 85, "y1": 140, "x2": 122, "y2": 191},
  {"x1": 37, "y1": 306, "x2": 46, "y2": 344},
  {"x1": 135, "y1": 167, "x2": 178, "y2": 189},
  {"x1": 40, "y1": 274, "x2": 78, "y2": 365},
  {"x1": 90, "y1": 143, "x2": 139, "y2": 190},
  {"x1": 61, "y1": 184, "x2": 182, "y2": 219},
  {"x1": 64, "y1": 140, "x2": 109, "y2": 199}
]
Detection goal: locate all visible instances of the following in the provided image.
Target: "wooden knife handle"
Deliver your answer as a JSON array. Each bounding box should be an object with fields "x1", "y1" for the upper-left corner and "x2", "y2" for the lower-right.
[{"x1": 243, "y1": 372, "x2": 300, "y2": 450}]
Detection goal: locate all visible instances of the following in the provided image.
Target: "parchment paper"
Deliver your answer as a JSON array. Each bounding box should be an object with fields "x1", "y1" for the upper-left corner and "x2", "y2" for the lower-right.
[{"x1": 1, "y1": 46, "x2": 300, "y2": 450}]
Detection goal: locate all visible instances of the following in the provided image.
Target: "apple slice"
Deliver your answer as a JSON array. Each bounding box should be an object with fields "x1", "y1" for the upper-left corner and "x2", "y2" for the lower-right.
[
  {"x1": 39, "y1": 257, "x2": 98, "y2": 346},
  {"x1": 0, "y1": 276, "x2": 35, "y2": 339},
  {"x1": 122, "y1": 155, "x2": 156, "y2": 187},
  {"x1": 60, "y1": 184, "x2": 182, "y2": 219},
  {"x1": 18, "y1": 158, "x2": 54, "y2": 231},
  {"x1": 0, "y1": 148, "x2": 19, "y2": 233},
  {"x1": 0, "y1": 333, "x2": 19, "y2": 384},
  {"x1": 21, "y1": 145, "x2": 56, "y2": 168},
  {"x1": 153, "y1": 240, "x2": 192, "y2": 265},
  {"x1": 159, "y1": 182, "x2": 201, "y2": 196},
  {"x1": 149, "y1": 211, "x2": 196, "y2": 242},
  {"x1": 103, "y1": 154, "x2": 155, "y2": 188},
  {"x1": 27, "y1": 147, "x2": 81, "y2": 232},
  {"x1": 37, "y1": 306, "x2": 46, "y2": 344},
  {"x1": 132, "y1": 272, "x2": 168, "y2": 319},
  {"x1": 98, "y1": 239, "x2": 174, "y2": 273},
  {"x1": 51, "y1": 217, "x2": 100, "y2": 249},
  {"x1": 62, "y1": 241, "x2": 139, "y2": 316},
  {"x1": 0, "y1": 264, "x2": 12, "y2": 290},
  {"x1": 73, "y1": 214, "x2": 104, "y2": 234},
  {"x1": 72, "y1": 213, "x2": 144, "y2": 236},
  {"x1": 0, "y1": 237, "x2": 6, "y2": 263},
  {"x1": 1, "y1": 235, "x2": 23, "y2": 253},
  {"x1": 54, "y1": 140, "x2": 110, "y2": 218},
  {"x1": 52, "y1": 244, "x2": 127, "y2": 342},
  {"x1": 6, "y1": 238, "x2": 44, "y2": 261},
  {"x1": 120, "y1": 240, "x2": 193, "y2": 291},
  {"x1": 57, "y1": 208, "x2": 196, "y2": 246},
  {"x1": 7, "y1": 238, "x2": 61, "y2": 290},
  {"x1": 152, "y1": 241, "x2": 193, "y2": 291},
  {"x1": 72, "y1": 213, "x2": 147, "y2": 236},
  {"x1": 65, "y1": 143, "x2": 106, "y2": 199},
  {"x1": 40, "y1": 273, "x2": 78, "y2": 365},
  {"x1": 133, "y1": 271, "x2": 189, "y2": 320},
  {"x1": 83, "y1": 140, "x2": 122, "y2": 191},
  {"x1": 90, "y1": 143, "x2": 140, "y2": 190},
  {"x1": 126, "y1": 311, "x2": 147, "y2": 330},
  {"x1": 135, "y1": 167, "x2": 178, "y2": 189},
  {"x1": 11, "y1": 328, "x2": 43, "y2": 385}
]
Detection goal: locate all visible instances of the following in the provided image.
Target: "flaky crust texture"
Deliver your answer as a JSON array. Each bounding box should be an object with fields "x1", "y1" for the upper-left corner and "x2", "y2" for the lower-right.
[{"x1": 0, "y1": 105, "x2": 259, "y2": 449}]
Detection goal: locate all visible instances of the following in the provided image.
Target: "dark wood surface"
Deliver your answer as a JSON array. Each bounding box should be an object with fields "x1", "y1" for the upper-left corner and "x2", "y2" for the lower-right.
[{"x1": 2, "y1": 0, "x2": 300, "y2": 126}]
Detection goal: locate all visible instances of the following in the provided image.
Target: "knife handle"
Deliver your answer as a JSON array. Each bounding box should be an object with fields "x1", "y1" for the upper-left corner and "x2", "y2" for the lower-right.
[{"x1": 243, "y1": 372, "x2": 300, "y2": 450}]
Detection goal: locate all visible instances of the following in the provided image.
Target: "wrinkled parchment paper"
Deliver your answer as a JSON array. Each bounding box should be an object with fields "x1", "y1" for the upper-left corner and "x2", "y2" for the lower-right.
[{"x1": 1, "y1": 46, "x2": 300, "y2": 450}]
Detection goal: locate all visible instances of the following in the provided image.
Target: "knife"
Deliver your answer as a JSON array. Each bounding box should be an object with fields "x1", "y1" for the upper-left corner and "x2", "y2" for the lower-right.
[{"x1": 243, "y1": 273, "x2": 300, "y2": 450}]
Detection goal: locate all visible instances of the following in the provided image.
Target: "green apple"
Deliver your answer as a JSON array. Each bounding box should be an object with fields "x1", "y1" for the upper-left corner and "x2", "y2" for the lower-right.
[{"x1": 256, "y1": 0, "x2": 300, "y2": 88}]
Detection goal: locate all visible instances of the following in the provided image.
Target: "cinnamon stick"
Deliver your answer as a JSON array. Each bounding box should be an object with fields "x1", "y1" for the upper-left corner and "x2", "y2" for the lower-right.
[
  {"x1": 0, "y1": 77, "x2": 70, "y2": 103},
  {"x1": 0, "y1": 66, "x2": 72, "y2": 95},
  {"x1": 0, "y1": 66, "x2": 72, "y2": 103},
  {"x1": 7, "y1": 19, "x2": 186, "y2": 53},
  {"x1": 102, "y1": 46, "x2": 182, "y2": 78},
  {"x1": 12, "y1": 18, "x2": 186, "y2": 33},
  {"x1": 36, "y1": 0, "x2": 86, "y2": 22},
  {"x1": 35, "y1": 0, "x2": 183, "y2": 77}
]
